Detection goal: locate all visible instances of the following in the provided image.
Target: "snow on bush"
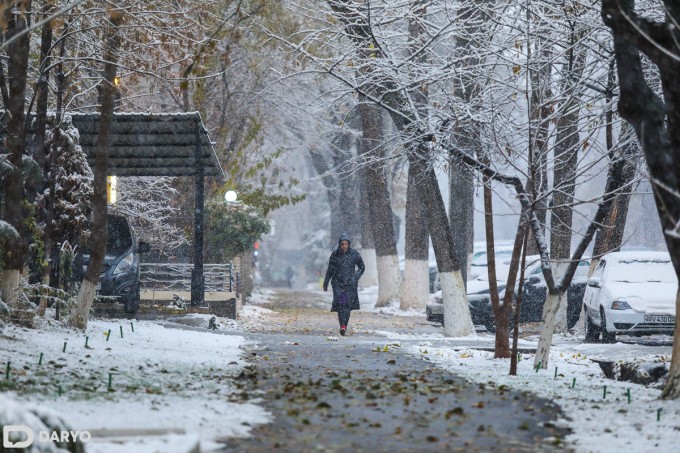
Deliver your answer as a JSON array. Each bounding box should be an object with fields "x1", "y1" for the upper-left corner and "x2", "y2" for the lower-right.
[{"x1": 0, "y1": 393, "x2": 84, "y2": 452}]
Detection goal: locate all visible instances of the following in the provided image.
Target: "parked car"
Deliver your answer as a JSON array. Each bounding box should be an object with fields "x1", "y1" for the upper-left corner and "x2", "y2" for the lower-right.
[
  {"x1": 426, "y1": 259, "x2": 511, "y2": 329},
  {"x1": 582, "y1": 251, "x2": 676, "y2": 343},
  {"x1": 427, "y1": 256, "x2": 589, "y2": 333},
  {"x1": 425, "y1": 246, "x2": 512, "y2": 330},
  {"x1": 468, "y1": 247, "x2": 514, "y2": 281},
  {"x1": 519, "y1": 258, "x2": 590, "y2": 329},
  {"x1": 83, "y1": 215, "x2": 150, "y2": 313}
]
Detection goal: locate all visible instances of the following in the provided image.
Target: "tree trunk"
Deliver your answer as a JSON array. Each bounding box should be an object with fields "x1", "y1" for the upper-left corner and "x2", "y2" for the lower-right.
[
  {"x1": 449, "y1": 162, "x2": 474, "y2": 284},
  {"x1": 525, "y1": 11, "x2": 552, "y2": 256},
  {"x1": 592, "y1": 125, "x2": 638, "y2": 260},
  {"x1": 358, "y1": 102, "x2": 400, "y2": 307},
  {"x1": 400, "y1": 1, "x2": 430, "y2": 310},
  {"x1": 69, "y1": 11, "x2": 122, "y2": 330},
  {"x1": 331, "y1": 125, "x2": 362, "y2": 243},
  {"x1": 483, "y1": 178, "x2": 510, "y2": 357},
  {"x1": 510, "y1": 226, "x2": 530, "y2": 375},
  {"x1": 31, "y1": 5, "x2": 54, "y2": 305},
  {"x1": 0, "y1": 0, "x2": 32, "y2": 306},
  {"x1": 410, "y1": 154, "x2": 473, "y2": 337},
  {"x1": 359, "y1": 171, "x2": 378, "y2": 287},
  {"x1": 601, "y1": 0, "x2": 680, "y2": 399},
  {"x1": 535, "y1": 263, "x2": 568, "y2": 368},
  {"x1": 549, "y1": 38, "x2": 587, "y2": 332},
  {"x1": 400, "y1": 162, "x2": 429, "y2": 310}
]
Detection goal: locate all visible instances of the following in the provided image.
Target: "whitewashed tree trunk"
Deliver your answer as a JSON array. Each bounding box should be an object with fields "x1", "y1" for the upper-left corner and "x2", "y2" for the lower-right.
[
  {"x1": 376, "y1": 254, "x2": 400, "y2": 306},
  {"x1": 400, "y1": 259, "x2": 429, "y2": 310},
  {"x1": 553, "y1": 262, "x2": 569, "y2": 332},
  {"x1": 69, "y1": 279, "x2": 97, "y2": 329},
  {"x1": 534, "y1": 291, "x2": 567, "y2": 369},
  {"x1": 69, "y1": 12, "x2": 121, "y2": 330},
  {"x1": 401, "y1": 161, "x2": 429, "y2": 310},
  {"x1": 358, "y1": 248, "x2": 378, "y2": 288},
  {"x1": 441, "y1": 271, "x2": 474, "y2": 337},
  {"x1": 0, "y1": 270, "x2": 21, "y2": 306},
  {"x1": 356, "y1": 102, "x2": 400, "y2": 308}
]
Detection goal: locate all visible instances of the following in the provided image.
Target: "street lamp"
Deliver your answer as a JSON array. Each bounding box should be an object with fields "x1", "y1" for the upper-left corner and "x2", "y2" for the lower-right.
[{"x1": 224, "y1": 190, "x2": 238, "y2": 203}]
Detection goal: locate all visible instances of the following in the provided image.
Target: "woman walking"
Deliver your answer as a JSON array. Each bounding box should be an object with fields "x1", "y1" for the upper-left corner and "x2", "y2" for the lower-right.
[{"x1": 323, "y1": 234, "x2": 365, "y2": 336}]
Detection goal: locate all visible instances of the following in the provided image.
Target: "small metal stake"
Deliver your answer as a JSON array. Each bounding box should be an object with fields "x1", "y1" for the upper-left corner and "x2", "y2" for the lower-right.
[
  {"x1": 626, "y1": 388, "x2": 631, "y2": 404},
  {"x1": 120, "y1": 325, "x2": 123, "y2": 338},
  {"x1": 5, "y1": 362, "x2": 10, "y2": 380},
  {"x1": 38, "y1": 352, "x2": 44, "y2": 366},
  {"x1": 130, "y1": 322, "x2": 134, "y2": 332},
  {"x1": 571, "y1": 377, "x2": 576, "y2": 389},
  {"x1": 62, "y1": 342, "x2": 67, "y2": 353},
  {"x1": 535, "y1": 361, "x2": 542, "y2": 372},
  {"x1": 603, "y1": 385, "x2": 608, "y2": 398},
  {"x1": 657, "y1": 408, "x2": 662, "y2": 421},
  {"x1": 106, "y1": 330, "x2": 111, "y2": 341},
  {"x1": 554, "y1": 366, "x2": 558, "y2": 379},
  {"x1": 85, "y1": 336, "x2": 89, "y2": 348},
  {"x1": 108, "y1": 373, "x2": 113, "y2": 389}
]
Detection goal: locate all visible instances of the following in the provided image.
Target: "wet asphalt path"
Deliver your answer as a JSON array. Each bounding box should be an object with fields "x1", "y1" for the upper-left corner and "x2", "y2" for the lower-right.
[{"x1": 194, "y1": 289, "x2": 572, "y2": 453}]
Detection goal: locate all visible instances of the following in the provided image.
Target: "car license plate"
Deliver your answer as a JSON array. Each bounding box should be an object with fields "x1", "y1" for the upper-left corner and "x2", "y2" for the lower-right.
[{"x1": 644, "y1": 314, "x2": 675, "y2": 323}]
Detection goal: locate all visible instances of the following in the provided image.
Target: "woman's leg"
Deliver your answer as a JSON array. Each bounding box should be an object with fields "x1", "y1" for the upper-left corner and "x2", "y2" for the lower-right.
[
  {"x1": 338, "y1": 307, "x2": 350, "y2": 327},
  {"x1": 342, "y1": 308, "x2": 351, "y2": 327}
]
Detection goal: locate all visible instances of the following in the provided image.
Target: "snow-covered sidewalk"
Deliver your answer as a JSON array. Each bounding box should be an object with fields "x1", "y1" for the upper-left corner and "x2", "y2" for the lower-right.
[{"x1": 0, "y1": 317, "x2": 270, "y2": 452}]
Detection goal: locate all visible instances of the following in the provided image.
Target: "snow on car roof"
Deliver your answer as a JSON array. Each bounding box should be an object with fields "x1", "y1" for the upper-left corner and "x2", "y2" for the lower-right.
[{"x1": 602, "y1": 250, "x2": 671, "y2": 263}]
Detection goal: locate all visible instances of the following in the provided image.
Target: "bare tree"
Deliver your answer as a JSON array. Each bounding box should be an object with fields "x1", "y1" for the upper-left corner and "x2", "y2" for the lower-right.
[
  {"x1": 602, "y1": 0, "x2": 680, "y2": 399},
  {"x1": 0, "y1": 0, "x2": 32, "y2": 305},
  {"x1": 69, "y1": 8, "x2": 122, "y2": 330}
]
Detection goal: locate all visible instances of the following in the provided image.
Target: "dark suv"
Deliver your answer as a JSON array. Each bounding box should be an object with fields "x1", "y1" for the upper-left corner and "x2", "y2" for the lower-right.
[{"x1": 84, "y1": 215, "x2": 150, "y2": 313}]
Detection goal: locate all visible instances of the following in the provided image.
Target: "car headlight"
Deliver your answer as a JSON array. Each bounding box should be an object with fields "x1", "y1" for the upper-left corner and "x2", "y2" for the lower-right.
[
  {"x1": 113, "y1": 252, "x2": 134, "y2": 275},
  {"x1": 611, "y1": 299, "x2": 632, "y2": 310}
]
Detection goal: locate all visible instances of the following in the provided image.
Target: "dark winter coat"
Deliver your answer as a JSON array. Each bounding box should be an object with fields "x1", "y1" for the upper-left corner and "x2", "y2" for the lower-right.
[{"x1": 324, "y1": 234, "x2": 365, "y2": 312}]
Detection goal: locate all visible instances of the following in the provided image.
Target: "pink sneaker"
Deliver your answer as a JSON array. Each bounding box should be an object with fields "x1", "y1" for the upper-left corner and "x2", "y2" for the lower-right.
[{"x1": 339, "y1": 326, "x2": 346, "y2": 336}]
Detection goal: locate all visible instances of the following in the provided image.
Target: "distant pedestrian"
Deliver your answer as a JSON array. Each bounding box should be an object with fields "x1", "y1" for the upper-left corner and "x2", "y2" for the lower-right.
[{"x1": 323, "y1": 234, "x2": 365, "y2": 336}]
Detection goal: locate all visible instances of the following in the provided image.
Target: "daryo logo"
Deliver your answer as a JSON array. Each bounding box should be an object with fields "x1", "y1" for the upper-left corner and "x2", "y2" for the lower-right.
[{"x1": 3, "y1": 425, "x2": 91, "y2": 448}]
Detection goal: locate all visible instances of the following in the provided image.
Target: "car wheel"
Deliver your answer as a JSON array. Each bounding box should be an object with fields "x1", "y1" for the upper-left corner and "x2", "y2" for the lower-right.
[
  {"x1": 584, "y1": 308, "x2": 600, "y2": 343},
  {"x1": 600, "y1": 307, "x2": 616, "y2": 343},
  {"x1": 123, "y1": 289, "x2": 140, "y2": 314}
]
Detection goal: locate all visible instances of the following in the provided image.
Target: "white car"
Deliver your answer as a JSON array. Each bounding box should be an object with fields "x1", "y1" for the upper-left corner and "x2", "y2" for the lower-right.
[{"x1": 582, "y1": 251, "x2": 677, "y2": 343}]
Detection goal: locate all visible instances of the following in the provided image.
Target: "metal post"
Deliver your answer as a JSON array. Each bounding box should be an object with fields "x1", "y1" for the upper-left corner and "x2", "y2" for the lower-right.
[
  {"x1": 229, "y1": 260, "x2": 233, "y2": 292},
  {"x1": 191, "y1": 117, "x2": 205, "y2": 306}
]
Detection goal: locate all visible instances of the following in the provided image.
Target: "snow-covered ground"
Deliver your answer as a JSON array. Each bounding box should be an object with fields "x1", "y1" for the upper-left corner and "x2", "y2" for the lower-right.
[
  {"x1": 0, "y1": 315, "x2": 270, "y2": 452},
  {"x1": 358, "y1": 284, "x2": 680, "y2": 451},
  {"x1": 5, "y1": 286, "x2": 678, "y2": 453},
  {"x1": 366, "y1": 334, "x2": 680, "y2": 453}
]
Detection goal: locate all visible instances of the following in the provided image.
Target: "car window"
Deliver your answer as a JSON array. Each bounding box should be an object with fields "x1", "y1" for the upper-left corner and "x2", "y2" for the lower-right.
[
  {"x1": 574, "y1": 260, "x2": 591, "y2": 278},
  {"x1": 593, "y1": 260, "x2": 605, "y2": 279},
  {"x1": 107, "y1": 216, "x2": 133, "y2": 256},
  {"x1": 471, "y1": 250, "x2": 513, "y2": 267}
]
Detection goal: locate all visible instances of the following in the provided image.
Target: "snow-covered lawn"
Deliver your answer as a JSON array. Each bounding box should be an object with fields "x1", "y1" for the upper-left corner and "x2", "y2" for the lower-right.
[
  {"x1": 384, "y1": 336, "x2": 680, "y2": 453},
  {"x1": 0, "y1": 316, "x2": 270, "y2": 452},
  {"x1": 358, "y1": 282, "x2": 680, "y2": 451}
]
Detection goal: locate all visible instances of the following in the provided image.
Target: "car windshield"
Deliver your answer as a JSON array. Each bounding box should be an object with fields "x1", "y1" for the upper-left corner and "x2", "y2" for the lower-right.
[
  {"x1": 107, "y1": 216, "x2": 133, "y2": 256},
  {"x1": 609, "y1": 259, "x2": 676, "y2": 283},
  {"x1": 471, "y1": 250, "x2": 513, "y2": 267}
]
